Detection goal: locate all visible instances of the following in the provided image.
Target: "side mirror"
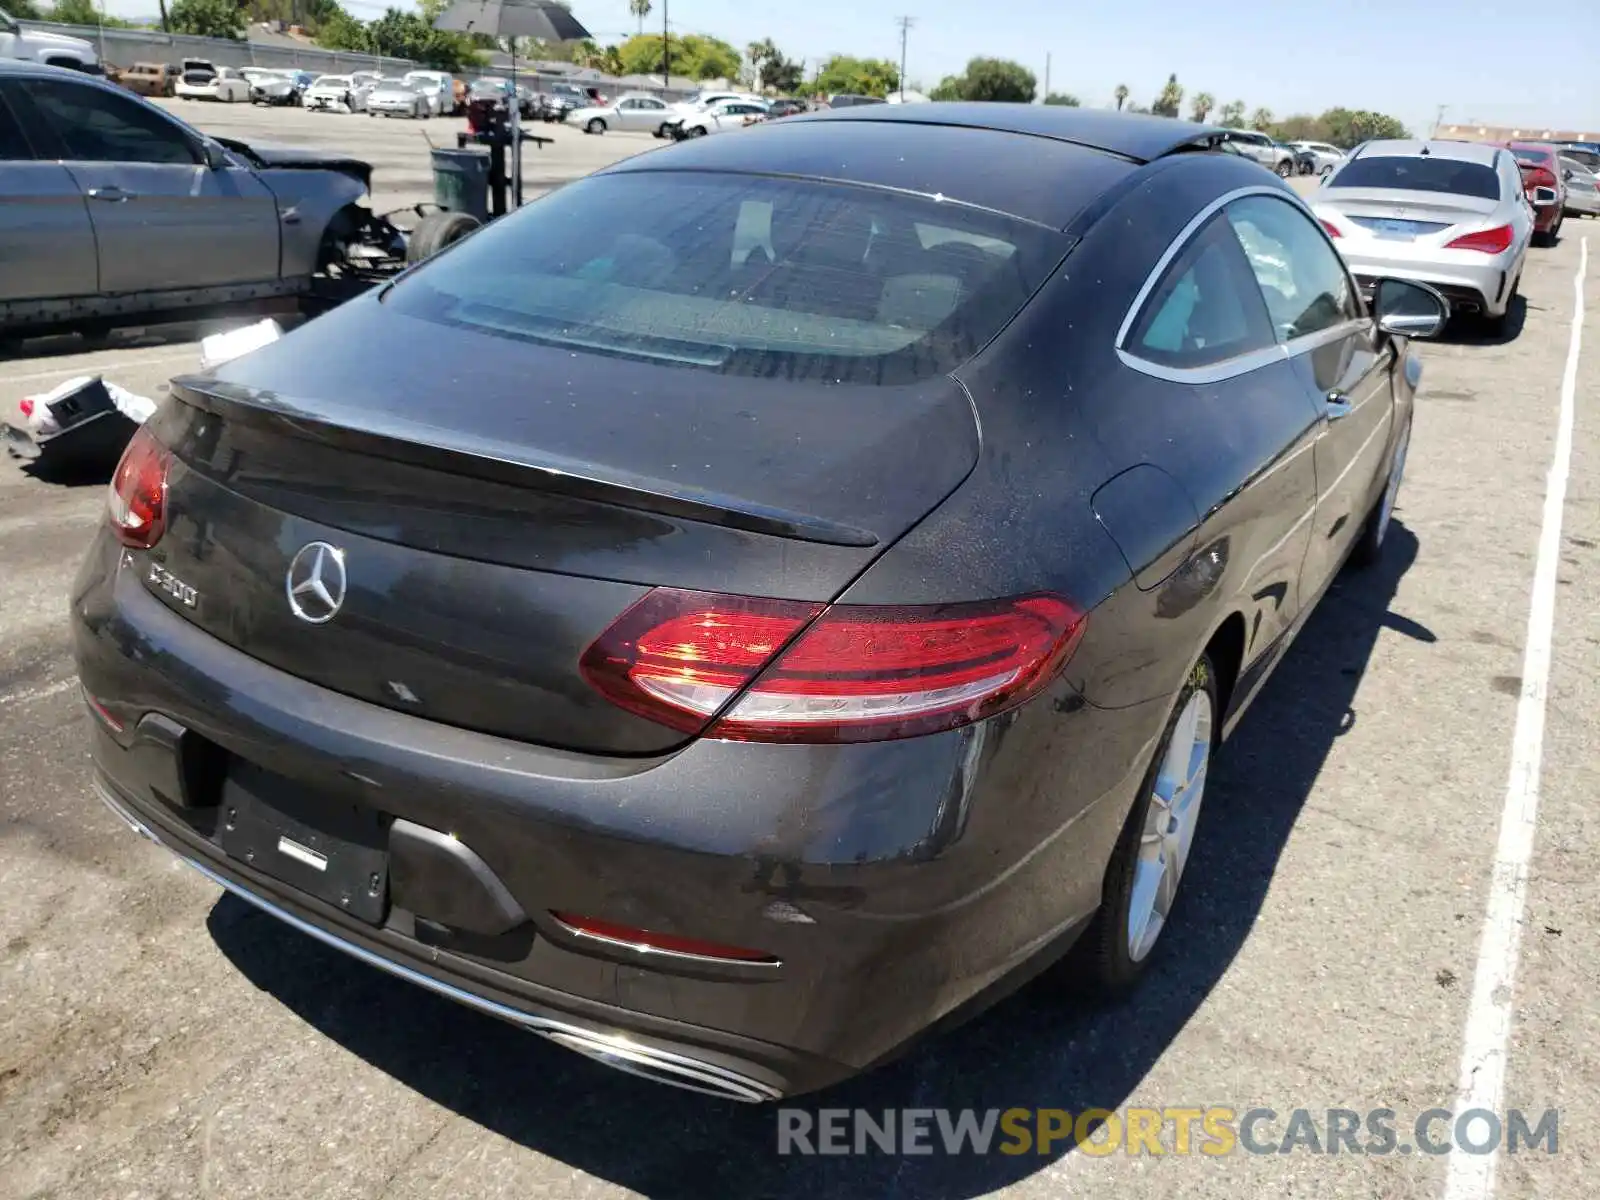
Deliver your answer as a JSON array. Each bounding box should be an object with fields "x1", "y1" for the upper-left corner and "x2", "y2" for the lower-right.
[
  {"x1": 200, "y1": 140, "x2": 228, "y2": 170},
  {"x1": 1373, "y1": 277, "x2": 1449, "y2": 340},
  {"x1": 1532, "y1": 185, "x2": 1558, "y2": 206}
]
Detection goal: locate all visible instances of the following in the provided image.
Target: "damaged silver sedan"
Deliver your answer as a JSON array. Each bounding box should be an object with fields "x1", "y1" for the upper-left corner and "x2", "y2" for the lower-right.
[{"x1": 0, "y1": 59, "x2": 406, "y2": 344}]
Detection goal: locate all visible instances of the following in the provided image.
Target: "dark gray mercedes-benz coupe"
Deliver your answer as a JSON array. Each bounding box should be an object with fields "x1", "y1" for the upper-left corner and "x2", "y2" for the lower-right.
[{"x1": 72, "y1": 105, "x2": 1447, "y2": 1102}]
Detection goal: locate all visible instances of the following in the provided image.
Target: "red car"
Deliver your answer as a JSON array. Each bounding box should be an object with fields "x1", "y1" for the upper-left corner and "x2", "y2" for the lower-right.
[{"x1": 1504, "y1": 142, "x2": 1567, "y2": 243}]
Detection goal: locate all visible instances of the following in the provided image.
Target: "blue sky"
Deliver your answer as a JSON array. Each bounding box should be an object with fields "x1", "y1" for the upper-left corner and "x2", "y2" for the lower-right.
[{"x1": 102, "y1": 0, "x2": 1600, "y2": 137}]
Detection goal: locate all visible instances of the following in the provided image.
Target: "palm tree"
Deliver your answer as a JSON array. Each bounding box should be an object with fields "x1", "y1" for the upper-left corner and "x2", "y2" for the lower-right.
[
  {"x1": 1249, "y1": 106, "x2": 1274, "y2": 132},
  {"x1": 1153, "y1": 73, "x2": 1182, "y2": 118},
  {"x1": 1189, "y1": 91, "x2": 1214, "y2": 123},
  {"x1": 1218, "y1": 99, "x2": 1246, "y2": 127},
  {"x1": 627, "y1": 0, "x2": 651, "y2": 35},
  {"x1": 1114, "y1": 83, "x2": 1129, "y2": 111}
]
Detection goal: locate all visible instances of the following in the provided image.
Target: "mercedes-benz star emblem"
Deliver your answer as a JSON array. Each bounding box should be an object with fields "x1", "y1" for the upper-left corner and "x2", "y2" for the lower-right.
[{"x1": 285, "y1": 542, "x2": 347, "y2": 624}]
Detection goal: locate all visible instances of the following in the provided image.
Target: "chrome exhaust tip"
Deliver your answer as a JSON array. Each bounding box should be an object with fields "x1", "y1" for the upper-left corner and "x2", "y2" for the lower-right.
[{"x1": 533, "y1": 1025, "x2": 782, "y2": 1103}]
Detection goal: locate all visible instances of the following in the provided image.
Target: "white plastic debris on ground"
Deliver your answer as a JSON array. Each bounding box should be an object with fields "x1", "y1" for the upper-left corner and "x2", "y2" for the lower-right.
[
  {"x1": 11, "y1": 374, "x2": 158, "y2": 434},
  {"x1": 200, "y1": 318, "x2": 283, "y2": 371}
]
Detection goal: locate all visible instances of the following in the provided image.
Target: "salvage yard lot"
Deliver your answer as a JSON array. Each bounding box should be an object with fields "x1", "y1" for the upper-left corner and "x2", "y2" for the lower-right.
[{"x1": 1, "y1": 109, "x2": 1597, "y2": 1199}]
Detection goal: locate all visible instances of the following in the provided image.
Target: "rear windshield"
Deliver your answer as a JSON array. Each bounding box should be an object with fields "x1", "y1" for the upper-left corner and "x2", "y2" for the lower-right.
[
  {"x1": 1509, "y1": 147, "x2": 1554, "y2": 166},
  {"x1": 1328, "y1": 156, "x2": 1500, "y2": 199},
  {"x1": 386, "y1": 171, "x2": 1066, "y2": 385}
]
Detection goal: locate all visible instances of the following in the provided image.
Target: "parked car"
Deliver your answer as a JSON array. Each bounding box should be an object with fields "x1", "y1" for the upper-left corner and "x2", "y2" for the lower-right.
[
  {"x1": 569, "y1": 91, "x2": 673, "y2": 135},
  {"x1": 367, "y1": 77, "x2": 430, "y2": 119},
  {"x1": 1502, "y1": 142, "x2": 1567, "y2": 243},
  {"x1": 250, "y1": 68, "x2": 312, "y2": 107},
  {"x1": 1288, "y1": 139, "x2": 1344, "y2": 176},
  {"x1": 766, "y1": 97, "x2": 808, "y2": 118},
  {"x1": 1219, "y1": 129, "x2": 1296, "y2": 177},
  {"x1": 0, "y1": 4, "x2": 97, "y2": 70},
  {"x1": 825, "y1": 92, "x2": 886, "y2": 107},
  {"x1": 304, "y1": 74, "x2": 366, "y2": 113},
  {"x1": 75, "y1": 101, "x2": 1443, "y2": 1103},
  {"x1": 1554, "y1": 143, "x2": 1600, "y2": 173},
  {"x1": 401, "y1": 69, "x2": 455, "y2": 116},
  {"x1": 660, "y1": 89, "x2": 763, "y2": 134},
  {"x1": 673, "y1": 97, "x2": 768, "y2": 138},
  {"x1": 1560, "y1": 156, "x2": 1600, "y2": 217},
  {"x1": 117, "y1": 61, "x2": 179, "y2": 98},
  {"x1": 175, "y1": 60, "x2": 250, "y2": 103},
  {"x1": 0, "y1": 60, "x2": 392, "y2": 340},
  {"x1": 1313, "y1": 139, "x2": 1534, "y2": 328},
  {"x1": 469, "y1": 76, "x2": 536, "y2": 119}
]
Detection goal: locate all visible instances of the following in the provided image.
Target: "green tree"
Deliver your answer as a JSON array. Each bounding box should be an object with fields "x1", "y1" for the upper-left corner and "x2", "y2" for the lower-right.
[
  {"x1": 167, "y1": 0, "x2": 244, "y2": 39},
  {"x1": 1189, "y1": 91, "x2": 1214, "y2": 122},
  {"x1": 50, "y1": 0, "x2": 136, "y2": 24},
  {"x1": 1043, "y1": 92, "x2": 1080, "y2": 107},
  {"x1": 1249, "y1": 106, "x2": 1274, "y2": 131},
  {"x1": 1218, "y1": 98, "x2": 1245, "y2": 127},
  {"x1": 745, "y1": 37, "x2": 801, "y2": 93},
  {"x1": 927, "y1": 56, "x2": 1034, "y2": 103},
  {"x1": 627, "y1": 0, "x2": 651, "y2": 36},
  {"x1": 315, "y1": 7, "x2": 369, "y2": 51},
  {"x1": 8, "y1": 0, "x2": 45, "y2": 19},
  {"x1": 812, "y1": 54, "x2": 899, "y2": 98},
  {"x1": 1151, "y1": 72, "x2": 1182, "y2": 118},
  {"x1": 363, "y1": 0, "x2": 482, "y2": 70},
  {"x1": 1113, "y1": 83, "x2": 1128, "y2": 111},
  {"x1": 616, "y1": 32, "x2": 740, "y2": 81}
]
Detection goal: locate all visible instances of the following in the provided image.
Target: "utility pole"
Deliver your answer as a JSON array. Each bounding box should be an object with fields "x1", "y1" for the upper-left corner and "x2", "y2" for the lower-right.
[
  {"x1": 662, "y1": 0, "x2": 670, "y2": 90},
  {"x1": 895, "y1": 16, "x2": 913, "y2": 101},
  {"x1": 1432, "y1": 104, "x2": 1446, "y2": 137}
]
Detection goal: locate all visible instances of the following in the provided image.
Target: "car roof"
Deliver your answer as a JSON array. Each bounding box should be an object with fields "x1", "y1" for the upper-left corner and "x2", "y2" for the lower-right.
[
  {"x1": 1352, "y1": 138, "x2": 1502, "y2": 165},
  {"x1": 603, "y1": 115, "x2": 1150, "y2": 229},
  {"x1": 791, "y1": 103, "x2": 1225, "y2": 164}
]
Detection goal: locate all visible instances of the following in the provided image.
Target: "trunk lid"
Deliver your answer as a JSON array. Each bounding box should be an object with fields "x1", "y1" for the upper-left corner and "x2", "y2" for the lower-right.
[
  {"x1": 144, "y1": 297, "x2": 978, "y2": 755},
  {"x1": 1319, "y1": 186, "x2": 1499, "y2": 226}
]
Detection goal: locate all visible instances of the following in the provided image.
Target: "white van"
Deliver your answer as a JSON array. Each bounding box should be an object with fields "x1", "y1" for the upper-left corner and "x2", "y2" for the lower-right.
[{"x1": 403, "y1": 70, "x2": 456, "y2": 116}]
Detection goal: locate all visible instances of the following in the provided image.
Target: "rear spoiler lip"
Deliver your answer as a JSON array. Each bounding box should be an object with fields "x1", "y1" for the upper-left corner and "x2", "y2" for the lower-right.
[{"x1": 167, "y1": 375, "x2": 880, "y2": 549}]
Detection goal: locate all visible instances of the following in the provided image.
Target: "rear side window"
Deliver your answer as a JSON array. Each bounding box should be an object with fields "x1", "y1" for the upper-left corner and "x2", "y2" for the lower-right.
[
  {"x1": 386, "y1": 171, "x2": 1066, "y2": 385},
  {"x1": 1123, "y1": 213, "x2": 1276, "y2": 370},
  {"x1": 1329, "y1": 155, "x2": 1500, "y2": 199}
]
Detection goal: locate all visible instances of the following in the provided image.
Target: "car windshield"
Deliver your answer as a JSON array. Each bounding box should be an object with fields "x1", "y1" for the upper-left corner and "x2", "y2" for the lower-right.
[
  {"x1": 1328, "y1": 156, "x2": 1500, "y2": 199},
  {"x1": 386, "y1": 171, "x2": 1066, "y2": 385},
  {"x1": 1509, "y1": 147, "x2": 1553, "y2": 166}
]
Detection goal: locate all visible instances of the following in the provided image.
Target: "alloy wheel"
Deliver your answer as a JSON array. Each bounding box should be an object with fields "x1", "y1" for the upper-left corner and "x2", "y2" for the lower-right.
[{"x1": 1127, "y1": 687, "x2": 1213, "y2": 962}]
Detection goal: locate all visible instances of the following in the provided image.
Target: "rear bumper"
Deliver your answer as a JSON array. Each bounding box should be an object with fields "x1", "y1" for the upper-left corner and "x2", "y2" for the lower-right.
[
  {"x1": 71, "y1": 532, "x2": 1137, "y2": 1098},
  {"x1": 1345, "y1": 245, "x2": 1517, "y2": 316}
]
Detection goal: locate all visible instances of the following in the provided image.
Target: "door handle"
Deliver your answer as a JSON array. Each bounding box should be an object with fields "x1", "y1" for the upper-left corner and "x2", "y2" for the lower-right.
[
  {"x1": 1325, "y1": 392, "x2": 1353, "y2": 420},
  {"x1": 86, "y1": 186, "x2": 131, "y2": 202}
]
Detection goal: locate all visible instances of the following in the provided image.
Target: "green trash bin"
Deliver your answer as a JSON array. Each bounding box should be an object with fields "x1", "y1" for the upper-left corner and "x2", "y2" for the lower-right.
[{"x1": 430, "y1": 148, "x2": 491, "y2": 223}]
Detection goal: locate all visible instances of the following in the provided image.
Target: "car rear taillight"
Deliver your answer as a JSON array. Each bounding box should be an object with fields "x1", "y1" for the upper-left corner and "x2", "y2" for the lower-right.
[
  {"x1": 580, "y1": 588, "x2": 1086, "y2": 744},
  {"x1": 1318, "y1": 218, "x2": 1341, "y2": 238},
  {"x1": 1522, "y1": 166, "x2": 1557, "y2": 190},
  {"x1": 1446, "y1": 224, "x2": 1514, "y2": 254},
  {"x1": 106, "y1": 427, "x2": 171, "y2": 549}
]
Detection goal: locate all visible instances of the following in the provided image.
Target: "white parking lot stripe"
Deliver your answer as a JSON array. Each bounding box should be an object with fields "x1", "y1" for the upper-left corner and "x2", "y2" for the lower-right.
[{"x1": 1443, "y1": 236, "x2": 1589, "y2": 1200}]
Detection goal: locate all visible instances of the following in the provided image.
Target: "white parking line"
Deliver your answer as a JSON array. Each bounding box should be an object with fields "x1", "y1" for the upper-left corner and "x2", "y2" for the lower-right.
[
  {"x1": 1443, "y1": 236, "x2": 1588, "y2": 1200},
  {"x1": 1, "y1": 352, "x2": 194, "y2": 387}
]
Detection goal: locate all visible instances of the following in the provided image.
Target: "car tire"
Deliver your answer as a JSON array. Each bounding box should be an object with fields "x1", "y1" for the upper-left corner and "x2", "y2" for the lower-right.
[
  {"x1": 1350, "y1": 413, "x2": 1412, "y2": 568},
  {"x1": 1081, "y1": 653, "x2": 1220, "y2": 995},
  {"x1": 687, "y1": 125, "x2": 707, "y2": 138},
  {"x1": 586, "y1": 118, "x2": 606, "y2": 134},
  {"x1": 1275, "y1": 159, "x2": 1293, "y2": 178},
  {"x1": 655, "y1": 123, "x2": 670, "y2": 138},
  {"x1": 406, "y1": 210, "x2": 482, "y2": 264}
]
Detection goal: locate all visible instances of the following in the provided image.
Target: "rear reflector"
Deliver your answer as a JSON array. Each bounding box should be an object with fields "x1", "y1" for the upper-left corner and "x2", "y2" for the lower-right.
[
  {"x1": 1446, "y1": 223, "x2": 1514, "y2": 254},
  {"x1": 580, "y1": 588, "x2": 1086, "y2": 744},
  {"x1": 550, "y1": 912, "x2": 779, "y2": 963},
  {"x1": 106, "y1": 427, "x2": 171, "y2": 549},
  {"x1": 1318, "y1": 218, "x2": 1341, "y2": 238}
]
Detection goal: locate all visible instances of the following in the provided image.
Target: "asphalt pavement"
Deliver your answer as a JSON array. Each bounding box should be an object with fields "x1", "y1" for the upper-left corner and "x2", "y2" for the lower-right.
[{"x1": 0, "y1": 110, "x2": 1596, "y2": 1199}]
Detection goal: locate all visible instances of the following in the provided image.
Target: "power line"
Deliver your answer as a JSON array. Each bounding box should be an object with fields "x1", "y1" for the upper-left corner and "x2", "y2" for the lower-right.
[{"x1": 895, "y1": 15, "x2": 913, "y2": 101}]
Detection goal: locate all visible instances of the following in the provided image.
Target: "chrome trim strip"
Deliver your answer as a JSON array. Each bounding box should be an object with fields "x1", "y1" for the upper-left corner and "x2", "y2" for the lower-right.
[
  {"x1": 1283, "y1": 317, "x2": 1370, "y2": 358},
  {"x1": 1115, "y1": 342, "x2": 1286, "y2": 386},
  {"x1": 92, "y1": 781, "x2": 781, "y2": 1103},
  {"x1": 1114, "y1": 183, "x2": 1291, "y2": 349}
]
